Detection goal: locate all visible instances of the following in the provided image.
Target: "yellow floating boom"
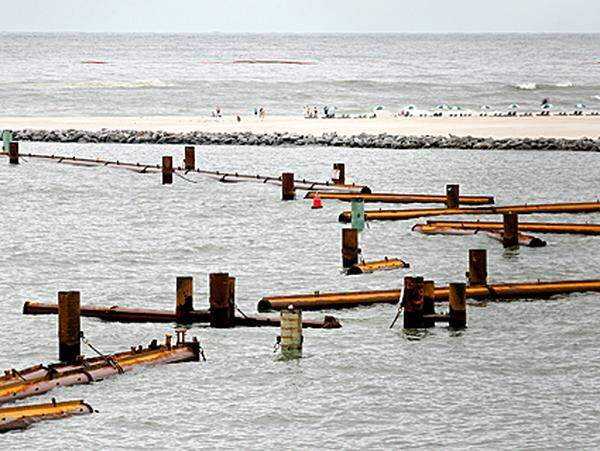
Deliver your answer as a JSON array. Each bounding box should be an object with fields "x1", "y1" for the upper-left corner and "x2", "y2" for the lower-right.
[
  {"x1": 339, "y1": 201, "x2": 600, "y2": 222},
  {"x1": 0, "y1": 399, "x2": 93, "y2": 432},
  {"x1": 347, "y1": 258, "x2": 410, "y2": 275},
  {"x1": 424, "y1": 220, "x2": 600, "y2": 235}
]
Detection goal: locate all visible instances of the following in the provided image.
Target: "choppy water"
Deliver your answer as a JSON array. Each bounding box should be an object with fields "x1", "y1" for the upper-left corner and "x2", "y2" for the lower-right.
[
  {"x1": 1, "y1": 143, "x2": 600, "y2": 449},
  {"x1": 1, "y1": 33, "x2": 600, "y2": 116}
]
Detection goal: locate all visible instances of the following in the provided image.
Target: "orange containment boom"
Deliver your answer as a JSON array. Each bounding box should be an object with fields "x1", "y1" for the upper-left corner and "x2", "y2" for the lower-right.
[
  {"x1": 412, "y1": 224, "x2": 547, "y2": 247},
  {"x1": 0, "y1": 333, "x2": 201, "y2": 404},
  {"x1": 22, "y1": 302, "x2": 340, "y2": 329},
  {"x1": 258, "y1": 279, "x2": 600, "y2": 311},
  {"x1": 338, "y1": 201, "x2": 600, "y2": 222},
  {"x1": 423, "y1": 220, "x2": 600, "y2": 235},
  {"x1": 0, "y1": 399, "x2": 93, "y2": 433},
  {"x1": 346, "y1": 258, "x2": 410, "y2": 275},
  {"x1": 305, "y1": 191, "x2": 494, "y2": 205}
]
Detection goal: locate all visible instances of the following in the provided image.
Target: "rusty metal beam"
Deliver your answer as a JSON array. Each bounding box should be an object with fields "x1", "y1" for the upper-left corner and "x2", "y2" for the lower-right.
[
  {"x1": 339, "y1": 201, "x2": 600, "y2": 222},
  {"x1": 22, "y1": 302, "x2": 339, "y2": 329},
  {"x1": 423, "y1": 220, "x2": 600, "y2": 235},
  {"x1": 412, "y1": 224, "x2": 547, "y2": 247},
  {"x1": 258, "y1": 279, "x2": 600, "y2": 311},
  {"x1": 0, "y1": 399, "x2": 93, "y2": 432},
  {"x1": 305, "y1": 191, "x2": 494, "y2": 205}
]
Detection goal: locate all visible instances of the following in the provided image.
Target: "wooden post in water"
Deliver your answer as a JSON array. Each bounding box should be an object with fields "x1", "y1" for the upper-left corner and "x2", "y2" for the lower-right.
[
  {"x1": 446, "y1": 184, "x2": 459, "y2": 208},
  {"x1": 8, "y1": 142, "x2": 19, "y2": 165},
  {"x1": 280, "y1": 307, "x2": 303, "y2": 357},
  {"x1": 281, "y1": 173, "x2": 295, "y2": 200},
  {"x1": 332, "y1": 163, "x2": 345, "y2": 185},
  {"x1": 448, "y1": 282, "x2": 467, "y2": 328},
  {"x1": 58, "y1": 291, "x2": 81, "y2": 362},
  {"x1": 468, "y1": 249, "x2": 487, "y2": 286},
  {"x1": 342, "y1": 228, "x2": 359, "y2": 268},
  {"x1": 162, "y1": 156, "x2": 173, "y2": 184},
  {"x1": 403, "y1": 276, "x2": 424, "y2": 328},
  {"x1": 503, "y1": 213, "x2": 519, "y2": 248},
  {"x1": 422, "y1": 280, "x2": 436, "y2": 327},
  {"x1": 209, "y1": 273, "x2": 234, "y2": 328},
  {"x1": 184, "y1": 146, "x2": 195, "y2": 170},
  {"x1": 176, "y1": 277, "x2": 194, "y2": 324}
]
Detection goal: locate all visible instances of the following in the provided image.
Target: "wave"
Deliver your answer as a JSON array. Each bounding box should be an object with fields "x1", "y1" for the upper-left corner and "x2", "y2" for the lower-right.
[
  {"x1": 513, "y1": 81, "x2": 574, "y2": 90},
  {"x1": 2, "y1": 79, "x2": 177, "y2": 90}
]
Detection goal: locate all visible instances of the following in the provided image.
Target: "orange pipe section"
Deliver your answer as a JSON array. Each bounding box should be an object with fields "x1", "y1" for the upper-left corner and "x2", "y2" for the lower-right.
[
  {"x1": 412, "y1": 225, "x2": 547, "y2": 247},
  {"x1": 339, "y1": 201, "x2": 600, "y2": 222},
  {"x1": 424, "y1": 220, "x2": 600, "y2": 235},
  {"x1": 0, "y1": 400, "x2": 93, "y2": 432},
  {"x1": 258, "y1": 279, "x2": 600, "y2": 311},
  {"x1": 306, "y1": 191, "x2": 494, "y2": 205},
  {"x1": 347, "y1": 258, "x2": 410, "y2": 275}
]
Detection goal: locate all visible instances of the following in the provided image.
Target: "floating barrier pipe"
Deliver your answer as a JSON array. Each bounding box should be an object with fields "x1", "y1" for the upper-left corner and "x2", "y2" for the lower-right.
[
  {"x1": 412, "y1": 225, "x2": 547, "y2": 247},
  {"x1": 0, "y1": 335, "x2": 200, "y2": 404},
  {"x1": 22, "y1": 302, "x2": 340, "y2": 329},
  {"x1": 423, "y1": 220, "x2": 600, "y2": 235},
  {"x1": 258, "y1": 279, "x2": 600, "y2": 311},
  {"x1": 339, "y1": 201, "x2": 600, "y2": 222},
  {"x1": 0, "y1": 399, "x2": 93, "y2": 432},
  {"x1": 1, "y1": 151, "x2": 368, "y2": 193},
  {"x1": 305, "y1": 192, "x2": 494, "y2": 205},
  {"x1": 346, "y1": 258, "x2": 410, "y2": 275}
]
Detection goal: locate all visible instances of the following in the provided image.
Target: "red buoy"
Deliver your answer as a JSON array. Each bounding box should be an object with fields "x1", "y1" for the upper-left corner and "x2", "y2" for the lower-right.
[{"x1": 312, "y1": 193, "x2": 323, "y2": 209}]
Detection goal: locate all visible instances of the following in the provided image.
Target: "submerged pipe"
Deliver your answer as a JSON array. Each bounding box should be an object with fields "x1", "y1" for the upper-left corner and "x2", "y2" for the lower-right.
[
  {"x1": 423, "y1": 220, "x2": 600, "y2": 235},
  {"x1": 339, "y1": 201, "x2": 600, "y2": 222},
  {"x1": 0, "y1": 400, "x2": 93, "y2": 432}
]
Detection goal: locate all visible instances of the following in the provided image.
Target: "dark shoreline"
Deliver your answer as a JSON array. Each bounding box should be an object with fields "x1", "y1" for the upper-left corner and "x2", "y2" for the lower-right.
[{"x1": 9, "y1": 129, "x2": 600, "y2": 151}]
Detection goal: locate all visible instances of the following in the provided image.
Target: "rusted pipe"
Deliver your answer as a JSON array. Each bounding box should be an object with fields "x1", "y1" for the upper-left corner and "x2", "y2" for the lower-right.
[
  {"x1": 305, "y1": 191, "x2": 494, "y2": 205},
  {"x1": 424, "y1": 220, "x2": 600, "y2": 235}
]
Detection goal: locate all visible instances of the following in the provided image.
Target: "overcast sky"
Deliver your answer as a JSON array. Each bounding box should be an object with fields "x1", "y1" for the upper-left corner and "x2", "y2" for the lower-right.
[{"x1": 1, "y1": 0, "x2": 599, "y2": 33}]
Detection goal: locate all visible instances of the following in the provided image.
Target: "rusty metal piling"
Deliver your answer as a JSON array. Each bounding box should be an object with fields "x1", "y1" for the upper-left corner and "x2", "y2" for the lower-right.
[
  {"x1": 8, "y1": 142, "x2": 19, "y2": 165},
  {"x1": 281, "y1": 172, "x2": 295, "y2": 200},
  {"x1": 448, "y1": 283, "x2": 467, "y2": 328},
  {"x1": 162, "y1": 156, "x2": 173, "y2": 184},
  {"x1": 342, "y1": 228, "x2": 360, "y2": 269},
  {"x1": 503, "y1": 213, "x2": 519, "y2": 248},
  {"x1": 446, "y1": 184, "x2": 459, "y2": 208},
  {"x1": 402, "y1": 276, "x2": 425, "y2": 328},
  {"x1": 468, "y1": 249, "x2": 488, "y2": 286},
  {"x1": 184, "y1": 146, "x2": 195, "y2": 170},
  {"x1": 176, "y1": 277, "x2": 194, "y2": 324},
  {"x1": 332, "y1": 163, "x2": 345, "y2": 185},
  {"x1": 58, "y1": 291, "x2": 81, "y2": 362},
  {"x1": 209, "y1": 273, "x2": 235, "y2": 328}
]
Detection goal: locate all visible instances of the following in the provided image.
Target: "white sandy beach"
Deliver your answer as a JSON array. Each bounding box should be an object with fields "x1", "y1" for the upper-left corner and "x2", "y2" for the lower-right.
[{"x1": 1, "y1": 115, "x2": 599, "y2": 139}]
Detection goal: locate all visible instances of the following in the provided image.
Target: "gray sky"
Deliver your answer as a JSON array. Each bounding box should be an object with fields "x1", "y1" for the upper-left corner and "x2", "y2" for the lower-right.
[{"x1": 1, "y1": 0, "x2": 599, "y2": 33}]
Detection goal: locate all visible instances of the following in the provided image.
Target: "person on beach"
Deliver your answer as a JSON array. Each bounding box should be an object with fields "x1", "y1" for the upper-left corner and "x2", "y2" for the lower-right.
[{"x1": 259, "y1": 106, "x2": 265, "y2": 120}]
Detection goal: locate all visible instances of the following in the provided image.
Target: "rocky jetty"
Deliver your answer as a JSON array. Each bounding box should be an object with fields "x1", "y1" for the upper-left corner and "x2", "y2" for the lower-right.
[{"x1": 9, "y1": 129, "x2": 600, "y2": 152}]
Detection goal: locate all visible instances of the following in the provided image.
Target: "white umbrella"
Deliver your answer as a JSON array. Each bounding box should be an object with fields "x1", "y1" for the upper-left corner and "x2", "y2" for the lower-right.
[
  {"x1": 450, "y1": 105, "x2": 461, "y2": 111},
  {"x1": 480, "y1": 105, "x2": 492, "y2": 110},
  {"x1": 508, "y1": 103, "x2": 520, "y2": 110},
  {"x1": 374, "y1": 105, "x2": 385, "y2": 111},
  {"x1": 435, "y1": 103, "x2": 449, "y2": 110},
  {"x1": 405, "y1": 104, "x2": 416, "y2": 110},
  {"x1": 575, "y1": 103, "x2": 586, "y2": 109},
  {"x1": 541, "y1": 103, "x2": 553, "y2": 110}
]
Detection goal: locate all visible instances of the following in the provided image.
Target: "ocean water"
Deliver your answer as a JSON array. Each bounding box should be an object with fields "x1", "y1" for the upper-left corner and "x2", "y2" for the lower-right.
[
  {"x1": 0, "y1": 32, "x2": 599, "y2": 116},
  {"x1": 1, "y1": 143, "x2": 600, "y2": 449}
]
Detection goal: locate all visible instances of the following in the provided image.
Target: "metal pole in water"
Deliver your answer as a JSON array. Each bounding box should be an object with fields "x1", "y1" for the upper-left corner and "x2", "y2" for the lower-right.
[
  {"x1": 184, "y1": 146, "x2": 195, "y2": 170},
  {"x1": 282, "y1": 173, "x2": 295, "y2": 200},
  {"x1": 58, "y1": 291, "x2": 81, "y2": 362},
  {"x1": 280, "y1": 306, "x2": 302, "y2": 358},
  {"x1": 468, "y1": 249, "x2": 487, "y2": 286},
  {"x1": 448, "y1": 283, "x2": 467, "y2": 328},
  {"x1": 162, "y1": 156, "x2": 173, "y2": 184},
  {"x1": 503, "y1": 213, "x2": 519, "y2": 248},
  {"x1": 176, "y1": 276, "x2": 194, "y2": 324},
  {"x1": 8, "y1": 142, "x2": 19, "y2": 165},
  {"x1": 342, "y1": 228, "x2": 359, "y2": 269},
  {"x1": 446, "y1": 184, "x2": 460, "y2": 208}
]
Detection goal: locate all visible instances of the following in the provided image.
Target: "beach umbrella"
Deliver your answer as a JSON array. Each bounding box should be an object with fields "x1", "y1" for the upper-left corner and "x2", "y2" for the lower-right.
[
  {"x1": 374, "y1": 105, "x2": 385, "y2": 111},
  {"x1": 541, "y1": 103, "x2": 553, "y2": 110},
  {"x1": 405, "y1": 104, "x2": 416, "y2": 110},
  {"x1": 450, "y1": 105, "x2": 461, "y2": 111},
  {"x1": 480, "y1": 105, "x2": 492, "y2": 110},
  {"x1": 435, "y1": 103, "x2": 449, "y2": 110},
  {"x1": 508, "y1": 103, "x2": 520, "y2": 110},
  {"x1": 575, "y1": 103, "x2": 586, "y2": 109}
]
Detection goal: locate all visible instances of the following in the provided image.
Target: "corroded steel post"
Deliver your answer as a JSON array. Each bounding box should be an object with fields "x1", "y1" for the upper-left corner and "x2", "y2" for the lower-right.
[
  {"x1": 446, "y1": 184, "x2": 459, "y2": 208},
  {"x1": 58, "y1": 291, "x2": 81, "y2": 362},
  {"x1": 162, "y1": 156, "x2": 173, "y2": 184},
  {"x1": 342, "y1": 228, "x2": 359, "y2": 268},
  {"x1": 403, "y1": 276, "x2": 424, "y2": 328},
  {"x1": 332, "y1": 163, "x2": 345, "y2": 185},
  {"x1": 449, "y1": 283, "x2": 467, "y2": 328},
  {"x1": 503, "y1": 213, "x2": 519, "y2": 248},
  {"x1": 281, "y1": 172, "x2": 295, "y2": 200},
  {"x1": 209, "y1": 273, "x2": 234, "y2": 328},
  {"x1": 468, "y1": 249, "x2": 488, "y2": 286},
  {"x1": 184, "y1": 146, "x2": 195, "y2": 170},
  {"x1": 8, "y1": 142, "x2": 19, "y2": 165},
  {"x1": 176, "y1": 277, "x2": 194, "y2": 324},
  {"x1": 422, "y1": 280, "x2": 436, "y2": 327}
]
